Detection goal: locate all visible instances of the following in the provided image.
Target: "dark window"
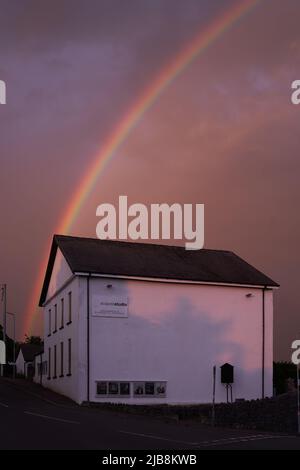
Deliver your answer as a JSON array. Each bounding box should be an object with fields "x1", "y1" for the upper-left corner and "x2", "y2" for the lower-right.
[
  {"x1": 120, "y1": 382, "x2": 130, "y2": 395},
  {"x1": 53, "y1": 345, "x2": 57, "y2": 378},
  {"x1": 96, "y1": 381, "x2": 130, "y2": 396},
  {"x1": 133, "y1": 381, "x2": 167, "y2": 397},
  {"x1": 133, "y1": 382, "x2": 145, "y2": 396},
  {"x1": 67, "y1": 338, "x2": 71, "y2": 375},
  {"x1": 54, "y1": 304, "x2": 57, "y2": 332},
  {"x1": 60, "y1": 298, "x2": 64, "y2": 328},
  {"x1": 145, "y1": 382, "x2": 155, "y2": 395},
  {"x1": 108, "y1": 382, "x2": 119, "y2": 394},
  {"x1": 68, "y1": 292, "x2": 72, "y2": 323},
  {"x1": 97, "y1": 382, "x2": 107, "y2": 395},
  {"x1": 48, "y1": 309, "x2": 51, "y2": 336},
  {"x1": 60, "y1": 342, "x2": 64, "y2": 376},
  {"x1": 48, "y1": 348, "x2": 51, "y2": 379},
  {"x1": 155, "y1": 382, "x2": 166, "y2": 396}
]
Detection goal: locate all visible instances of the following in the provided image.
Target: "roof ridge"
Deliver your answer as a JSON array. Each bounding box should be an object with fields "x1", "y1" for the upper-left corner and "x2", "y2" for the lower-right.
[{"x1": 53, "y1": 234, "x2": 233, "y2": 254}]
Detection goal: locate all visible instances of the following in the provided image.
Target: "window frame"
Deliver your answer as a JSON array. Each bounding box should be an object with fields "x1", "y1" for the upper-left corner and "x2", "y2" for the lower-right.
[
  {"x1": 48, "y1": 309, "x2": 51, "y2": 336},
  {"x1": 67, "y1": 291, "x2": 72, "y2": 325},
  {"x1": 53, "y1": 303, "x2": 57, "y2": 333},
  {"x1": 60, "y1": 298, "x2": 64, "y2": 329},
  {"x1": 47, "y1": 347, "x2": 51, "y2": 380},
  {"x1": 53, "y1": 345, "x2": 57, "y2": 379},
  {"x1": 59, "y1": 341, "x2": 64, "y2": 377},
  {"x1": 67, "y1": 338, "x2": 72, "y2": 376}
]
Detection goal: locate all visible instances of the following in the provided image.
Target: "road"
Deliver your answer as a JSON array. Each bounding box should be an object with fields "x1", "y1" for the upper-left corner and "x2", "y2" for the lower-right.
[{"x1": 0, "y1": 379, "x2": 299, "y2": 450}]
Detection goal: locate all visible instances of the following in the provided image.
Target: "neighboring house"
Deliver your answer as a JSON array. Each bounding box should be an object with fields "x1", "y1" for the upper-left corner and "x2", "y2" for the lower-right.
[
  {"x1": 16, "y1": 344, "x2": 43, "y2": 378},
  {"x1": 38, "y1": 234, "x2": 279, "y2": 405}
]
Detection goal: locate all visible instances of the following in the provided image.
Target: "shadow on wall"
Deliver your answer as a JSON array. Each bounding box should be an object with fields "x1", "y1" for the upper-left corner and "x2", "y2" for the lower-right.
[
  {"x1": 134, "y1": 297, "x2": 246, "y2": 402},
  {"x1": 93, "y1": 291, "x2": 268, "y2": 402}
]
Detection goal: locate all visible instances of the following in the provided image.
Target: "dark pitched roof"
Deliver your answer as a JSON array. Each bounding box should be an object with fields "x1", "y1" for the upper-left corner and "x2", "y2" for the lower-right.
[
  {"x1": 20, "y1": 344, "x2": 43, "y2": 362},
  {"x1": 39, "y1": 235, "x2": 278, "y2": 306}
]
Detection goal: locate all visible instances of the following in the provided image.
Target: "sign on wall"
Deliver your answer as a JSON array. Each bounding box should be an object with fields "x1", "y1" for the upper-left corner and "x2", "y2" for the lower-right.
[{"x1": 92, "y1": 295, "x2": 128, "y2": 318}]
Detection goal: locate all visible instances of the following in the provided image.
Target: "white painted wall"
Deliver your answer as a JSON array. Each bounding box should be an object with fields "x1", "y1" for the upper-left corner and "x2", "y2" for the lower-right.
[
  {"x1": 86, "y1": 277, "x2": 273, "y2": 405},
  {"x1": 46, "y1": 248, "x2": 73, "y2": 302},
  {"x1": 16, "y1": 350, "x2": 25, "y2": 376},
  {"x1": 43, "y1": 275, "x2": 80, "y2": 402},
  {"x1": 42, "y1": 252, "x2": 274, "y2": 405}
]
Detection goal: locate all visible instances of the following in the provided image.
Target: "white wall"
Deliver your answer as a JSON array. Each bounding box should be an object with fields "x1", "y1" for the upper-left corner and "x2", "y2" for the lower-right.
[
  {"x1": 16, "y1": 350, "x2": 25, "y2": 376},
  {"x1": 43, "y1": 276, "x2": 80, "y2": 402},
  {"x1": 85, "y1": 277, "x2": 273, "y2": 405},
  {"x1": 42, "y1": 248, "x2": 274, "y2": 405},
  {"x1": 46, "y1": 248, "x2": 73, "y2": 302}
]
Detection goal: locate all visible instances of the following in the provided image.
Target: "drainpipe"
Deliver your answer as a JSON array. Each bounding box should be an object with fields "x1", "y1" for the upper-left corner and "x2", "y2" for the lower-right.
[
  {"x1": 87, "y1": 275, "x2": 91, "y2": 403},
  {"x1": 262, "y1": 287, "x2": 267, "y2": 399}
]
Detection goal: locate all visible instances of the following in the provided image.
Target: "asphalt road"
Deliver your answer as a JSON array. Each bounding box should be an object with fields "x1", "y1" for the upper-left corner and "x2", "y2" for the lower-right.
[{"x1": 0, "y1": 379, "x2": 299, "y2": 450}]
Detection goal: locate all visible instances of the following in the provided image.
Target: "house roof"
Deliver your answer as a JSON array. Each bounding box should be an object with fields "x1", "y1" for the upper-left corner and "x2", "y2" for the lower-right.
[
  {"x1": 19, "y1": 344, "x2": 43, "y2": 362},
  {"x1": 39, "y1": 235, "x2": 279, "y2": 306}
]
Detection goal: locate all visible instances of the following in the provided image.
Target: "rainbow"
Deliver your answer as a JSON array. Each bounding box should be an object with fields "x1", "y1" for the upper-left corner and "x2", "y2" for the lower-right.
[{"x1": 24, "y1": 0, "x2": 260, "y2": 336}]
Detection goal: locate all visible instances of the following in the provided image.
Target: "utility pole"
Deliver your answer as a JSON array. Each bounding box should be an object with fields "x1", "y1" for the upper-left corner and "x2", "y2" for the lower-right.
[
  {"x1": 7, "y1": 312, "x2": 16, "y2": 379},
  {"x1": 2, "y1": 284, "x2": 6, "y2": 344},
  {"x1": 212, "y1": 365, "x2": 216, "y2": 426},
  {"x1": 1, "y1": 285, "x2": 6, "y2": 377}
]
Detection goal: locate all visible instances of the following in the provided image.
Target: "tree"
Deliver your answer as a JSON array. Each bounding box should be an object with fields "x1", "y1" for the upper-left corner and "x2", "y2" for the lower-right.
[
  {"x1": 273, "y1": 361, "x2": 297, "y2": 395},
  {"x1": 24, "y1": 335, "x2": 42, "y2": 345}
]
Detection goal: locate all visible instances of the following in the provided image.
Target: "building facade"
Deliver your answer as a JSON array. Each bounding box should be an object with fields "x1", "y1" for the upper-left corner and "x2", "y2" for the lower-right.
[
  {"x1": 16, "y1": 343, "x2": 43, "y2": 378},
  {"x1": 37, "y1": 235, "x2": 278, "y2": 405}
]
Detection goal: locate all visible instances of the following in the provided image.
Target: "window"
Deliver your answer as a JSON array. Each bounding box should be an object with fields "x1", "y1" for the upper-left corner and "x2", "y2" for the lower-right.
[
  {"x1": 67, "y1": 291, "x2": 72, "y2": 324},
  {"x1": 60, "y1": 298, "x2": 64, "y2": 329},
  {"x1": 96, "y1": 381, "x2": 130, "y2": 397},
  {"x1": 67, "y1": 338, "x2": 71, "y2": 376},
  {"x1": 37, "y1": 361, "x2": 47, "y2": 376},
  {"x1": 48, "y1": 309, "x2": 51, "y2": 336},
  {"x1": 145, "y1": 382, "x2": 155, "y2": 395},
  {"x1": 54, "y1": 304, "x2": 57, "y2": 333},
  {"x1": 133, "y1": 382, "x2": 166, "y2": 398},
  {"x1": 47, "y1": 348, "x2": 51, "y2": 379},
  {"x1": 53, "y1": 345, "x2": 57, "y2": 378},
  {"x1": 95, "y1": 381, "x2": 166, "y2": 397},
  {"x1": 120, "y1": 382, "x2": 130, "y2": 395},
  {"x1": 96, "y1": 382, "x2": 107, "y2": 395},
  {"x1": 60, "y1": 342, "x2": 64, "y2": 377}
]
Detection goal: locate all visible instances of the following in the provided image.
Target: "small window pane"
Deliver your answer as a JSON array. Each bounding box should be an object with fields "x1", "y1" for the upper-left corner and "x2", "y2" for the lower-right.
[
  {"x1": 145, "y1": 382, "x2": 155, "y2": 395},
  {"x1": 120, "y1": 382, "x2": 130, "y2": 395},
  {"x1": 155, "y1": 382, "x2": 166, "y2": 396},
  {"x1": 97, "y1": 382, "x2": 107, "y2": 395},
  {"x1": 108, "y1": 382, "x2": 119, "y2": 394},
  {"x1": 133, "y1": 382, "x2": 145, "y2": 396}
]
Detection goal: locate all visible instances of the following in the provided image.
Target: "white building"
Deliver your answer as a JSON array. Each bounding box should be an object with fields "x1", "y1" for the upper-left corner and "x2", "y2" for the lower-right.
[
  {"x1": 16, "y1": 343, "x2": 43, "y2": 378},
  {"x1": 37, "y1": 235, "x2": 278, "y2": 405}
]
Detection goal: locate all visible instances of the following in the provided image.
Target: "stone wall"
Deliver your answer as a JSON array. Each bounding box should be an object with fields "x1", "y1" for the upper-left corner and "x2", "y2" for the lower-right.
[{"x1": 90, "y1": 392, "x2": 298, "y2": 433}]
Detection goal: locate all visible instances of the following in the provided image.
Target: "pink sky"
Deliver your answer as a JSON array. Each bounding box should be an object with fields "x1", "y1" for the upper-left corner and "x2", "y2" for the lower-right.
[{"x1": 0, "y1": 0, "x2": 300, "y2": 360}]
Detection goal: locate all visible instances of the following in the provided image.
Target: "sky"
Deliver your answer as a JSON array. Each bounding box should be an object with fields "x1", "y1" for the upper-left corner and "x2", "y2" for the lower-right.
[{"x1": 0, "y1": 0, "x2": 299, "y2": 360}]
